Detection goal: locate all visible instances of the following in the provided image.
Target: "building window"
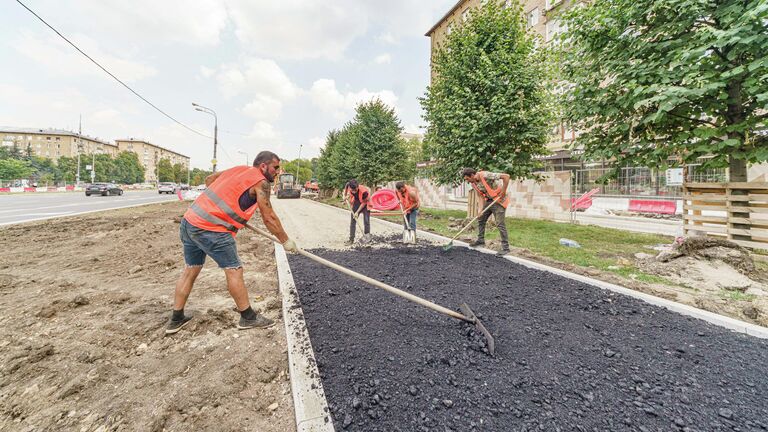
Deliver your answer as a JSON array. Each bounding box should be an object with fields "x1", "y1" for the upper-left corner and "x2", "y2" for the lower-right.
[
  {"x1": 528, "y1": 8, "x2": 539, "y2": 27},
  {"x1": 446, "y1": 22, "x2": 453, "y2": 35},
  {"x1": 461, "y1": 9, "x2": 470, "y2": 22},
  {"x1": 546, "y1": 19, "x2": 565, "y2": 42},
  {"x1": 55, "y1": 137, "x2": 60, "y2": 141},
  {"x1": 46, "y1": 136, "x2": 51, "y2": 141},
  {"x1": 545, "y1": 0, "x2": 562, "y2": 10}
]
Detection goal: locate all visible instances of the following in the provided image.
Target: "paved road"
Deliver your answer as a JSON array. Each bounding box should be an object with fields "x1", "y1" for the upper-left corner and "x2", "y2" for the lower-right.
[{"x1": 0, "y1": 190, "x2": 178, "y2": 226}]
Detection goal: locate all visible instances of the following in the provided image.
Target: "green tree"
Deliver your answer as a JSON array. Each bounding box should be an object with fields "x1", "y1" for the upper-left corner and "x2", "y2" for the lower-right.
[
  {"x1": 57, "y1": 156, "x2": 78, "y2": 183},
  {"x1": 157, "y1": 158, "x2": 174, "y2": 182},
  {"x1": 93, "y1": 154, "x2": 115, "y2": 182},
  {"x1": 172, "y1": 163, "x2": 187, "y2": 183},
  {"x1": 316, "y1": 130, "x2": 340, "y2": 188},
  {"x1": 560, "y1": 0, "x2": 768, "y2": 181},
  {"x1": 328, "y1": 122, "x2": 361, "y2": 187},
  {"x1": 110, "y1": 151, "x2": 145, "y2": 184},
  {"x1": 354, "y1": 99, "x2": 409, "y2": 187},
  {"x1": 281, "y1": 159, "x2": 314, "y2": 184},
  {"x1": 189, "y1": 168, "x2": 211, "y2": 186},
  {"x1": 420, "y1": 0, "x2": 554, "y2": 185},
  {"x1": 0, "y1": 159, "x2": 34, "y2": 180}
]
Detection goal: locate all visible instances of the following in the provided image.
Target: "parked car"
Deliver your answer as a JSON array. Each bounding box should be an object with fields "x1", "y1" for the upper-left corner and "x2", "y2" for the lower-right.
[
  {"x1": 179, "y1": 183, "x2": 190, "y2": 191},
  {"x1": 158, "y1": 182, "x2": 177, "y2": 194},
  {"x1": 86, "y1": 183, "x2": 123, "y2": 196},
  {"x1": 195, "y1": 184, "x2": 207, "y2": 191}
]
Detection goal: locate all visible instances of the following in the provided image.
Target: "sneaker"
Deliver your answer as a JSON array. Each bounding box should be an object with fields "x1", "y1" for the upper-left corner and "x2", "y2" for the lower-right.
[
  {"x1": 237, "y1": 314, "x2": 275, "y2": 330},
  {"x1": 165, "y1": 315, "x2": 193, "y2": 335},
  {"x1": 496, "y1": 249, "x2": 510, "y2": 256},
  {"x1": 468, "y1": 240, "x2": 485, "y2": 247},
  {"x1": 344, "y1": 239, "x2": 354, "y2": 246}
]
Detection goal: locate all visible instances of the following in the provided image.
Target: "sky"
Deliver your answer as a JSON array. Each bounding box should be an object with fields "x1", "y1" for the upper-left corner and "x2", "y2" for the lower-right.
[{"x1": 0, "y1": 0, "x2": 456, "y2": 169}]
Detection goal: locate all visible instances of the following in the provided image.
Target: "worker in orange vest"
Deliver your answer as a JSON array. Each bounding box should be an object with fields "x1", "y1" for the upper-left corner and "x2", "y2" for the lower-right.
[
  {"x1": 344, "y1": 179, "x2": 371, "y2": 245},
  {"x1": 166, "y1": 151, "x2": 298, "y2": 335},
  {"x1": 462, "y1": 168, "x2": 511, "y2": 255},
  {"x1": 395, "y1": 181, "x2": 420, "y2": 243}
]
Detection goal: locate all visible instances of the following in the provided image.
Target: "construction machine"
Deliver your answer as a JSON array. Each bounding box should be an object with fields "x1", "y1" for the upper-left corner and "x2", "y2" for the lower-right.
[{"x1": 276, "y1": 173, "x2": 301, "y2": 199}]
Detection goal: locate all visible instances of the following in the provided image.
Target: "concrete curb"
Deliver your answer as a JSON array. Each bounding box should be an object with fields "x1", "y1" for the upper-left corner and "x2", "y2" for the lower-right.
[
  {"x1": 310, "y1": 199, "x2": 768, "y2": 339},
  {"x1": 274, "y1": 244, "x2": 335, "y2": 432}
]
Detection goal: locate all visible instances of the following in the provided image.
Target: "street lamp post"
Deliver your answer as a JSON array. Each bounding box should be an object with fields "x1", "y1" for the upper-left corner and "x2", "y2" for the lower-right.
[
  {"x1": 237, "y1": 150, "x2": 249, "y2": 166},
  {"x1": 192, "y1": 103, "x2": 218, "y2": 172},
  {"x1": 296, "y1": 144, "x2": 303, "y2": 186}
]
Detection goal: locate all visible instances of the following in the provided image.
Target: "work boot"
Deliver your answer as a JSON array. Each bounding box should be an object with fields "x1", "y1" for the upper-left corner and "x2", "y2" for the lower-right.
[
  {"x1": 344, "y1": 238, "x2": 355, "y2": 246},
  {"x1": 165, "y1": 315, "x2": 193, "y2": 335},
  {"x1": 496, "y1": 248, "x2": 510, "y2": 256},
  {"x1": 237, "y1": 314, "x2": 275, "y2": 330},
  {"x1": 468, "y1": 239, "x2": 485, "y2": 247}
]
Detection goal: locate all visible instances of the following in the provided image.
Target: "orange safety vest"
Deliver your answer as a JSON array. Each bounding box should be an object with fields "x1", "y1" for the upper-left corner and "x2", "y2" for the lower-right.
[
  {"x1": 183, "y1": 166, "x2": 266, "y2": 235},
  {"x1": 345, "y1": 185, "x2": 371, "y2": 209},
  {"x1": 397, "y1": 185, "x2": 418, "y2": 211},
  {"x1": 470, "y1": 171, "x2": 511, "y2": 208}
]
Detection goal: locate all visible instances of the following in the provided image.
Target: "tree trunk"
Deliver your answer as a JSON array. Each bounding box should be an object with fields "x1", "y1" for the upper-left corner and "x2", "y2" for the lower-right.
[{"x1": 728, "y1": 156, "x2": 747, "y2": 182}]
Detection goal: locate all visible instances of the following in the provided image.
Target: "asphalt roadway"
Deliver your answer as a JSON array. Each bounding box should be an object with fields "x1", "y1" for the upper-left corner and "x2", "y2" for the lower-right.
[{"x1": 0, "y1": 190, "x2": 178, "y2": 226}]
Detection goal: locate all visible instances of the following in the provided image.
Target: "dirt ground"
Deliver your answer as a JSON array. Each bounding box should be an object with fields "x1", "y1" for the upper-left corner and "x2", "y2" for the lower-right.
[{"x1": 0, "y1": 201, "x2": 295, "y2": 432}]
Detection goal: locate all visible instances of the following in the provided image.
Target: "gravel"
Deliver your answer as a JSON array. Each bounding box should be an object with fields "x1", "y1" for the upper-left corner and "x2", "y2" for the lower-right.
[{"x1": 288, "y1": 246, "x2": 768, "y2": 431}]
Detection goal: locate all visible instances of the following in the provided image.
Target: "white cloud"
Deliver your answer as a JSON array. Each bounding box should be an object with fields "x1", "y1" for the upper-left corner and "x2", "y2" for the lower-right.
[
  {"x1": 376, "y1": 32, "x2": 398, "y2": 45},
  {"x1": 72, "y1": 0, "x2": 229, "y2": 47},
  {"x1": 14, "y1": 32, "x2": 156, "y2": 82},
  {"x1": 373, "y1": 53, "x2": 392, "y2": 65},
  {"x1": 404, "y1": 124, "x2": 423, "y2": 135},
  {"x1": 309, "y1": 79, "x2": 398, "y2": 119},
  {"x1": 226, "y1": 0, "x2": 368, "y2": 60},
  {"x1": 241, "y1": 95, "x2": 283, "y2": 123},
  {"x1": 307, "y1": 136, "x2": 326, "y2": 151},
  {"x1": 199, "y1": 66, "x2": 215, "y2": 78},
  {"x1": 248, "y1": 122, "x2": 279, "y2": 141},
  {"x1": 215, "y1": 58, "x2": 300, "y2": 101}
]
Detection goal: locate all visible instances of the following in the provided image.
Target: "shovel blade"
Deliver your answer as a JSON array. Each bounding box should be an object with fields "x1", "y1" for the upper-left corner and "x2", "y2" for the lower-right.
[{"x1": 459, "y1": 303, "x2": 495, "y2": 356}]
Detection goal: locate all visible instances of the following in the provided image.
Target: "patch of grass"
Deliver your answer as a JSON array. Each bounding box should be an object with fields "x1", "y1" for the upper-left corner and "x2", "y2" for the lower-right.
[
  {"x1": 720, "y1": 290, "x2": 757, "y2": 302},
  {"x1": 318, "y1": 197, "x2": 678, "y2": 286}
]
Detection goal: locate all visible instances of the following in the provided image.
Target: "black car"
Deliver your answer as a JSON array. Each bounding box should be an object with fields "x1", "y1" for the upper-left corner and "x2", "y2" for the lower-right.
[{"x1": 85, "y1": 183, "x2": 123, "y2": 196}]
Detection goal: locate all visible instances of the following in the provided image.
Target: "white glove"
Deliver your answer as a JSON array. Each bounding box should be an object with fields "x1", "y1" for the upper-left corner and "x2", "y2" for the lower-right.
[{"x1": 282, "y1": 239, "x2": 299, "y2": 253}]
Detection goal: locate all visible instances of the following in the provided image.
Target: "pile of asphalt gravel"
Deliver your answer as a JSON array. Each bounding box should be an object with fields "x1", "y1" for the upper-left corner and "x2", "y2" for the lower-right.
[{"x1": 288, "y1": 246, "x2": 768, "y2": 431}]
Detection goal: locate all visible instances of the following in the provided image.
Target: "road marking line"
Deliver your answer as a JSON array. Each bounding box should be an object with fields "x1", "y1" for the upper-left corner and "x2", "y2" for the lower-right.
[{"x1": 0, "y1": 200, "x2": 180, "y2": 226}]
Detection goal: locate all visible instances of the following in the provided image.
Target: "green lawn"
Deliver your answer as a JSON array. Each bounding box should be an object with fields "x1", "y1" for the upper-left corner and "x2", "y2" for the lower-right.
[{"x1": 320, "y1": 198, "x2": 677, "y2": 286}]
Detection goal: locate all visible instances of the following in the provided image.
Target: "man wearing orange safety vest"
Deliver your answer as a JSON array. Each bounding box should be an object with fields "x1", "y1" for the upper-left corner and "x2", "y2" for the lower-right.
[
  {"x1": 462, "y1": 168, "x2": 511, "y2": 255},
  {"x1": 344, "y1": 179, "x2": 371, "y2": 245},
  {"x1": 395, "y1": 181, "x2": 420, "y2": 242},
  {"x1": 166, "y1": 151, "x2": 298, "y2": 335}
]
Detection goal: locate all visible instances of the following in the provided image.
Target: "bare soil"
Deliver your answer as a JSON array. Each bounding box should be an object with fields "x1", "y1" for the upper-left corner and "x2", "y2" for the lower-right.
[{"x1": 0, "y1": 201, "x2": 294, "y2": 432}]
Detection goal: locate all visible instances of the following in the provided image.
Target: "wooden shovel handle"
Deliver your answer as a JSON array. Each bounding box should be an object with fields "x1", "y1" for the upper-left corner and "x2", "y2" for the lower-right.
[{"x1": 245, "y1": 223, "x2": 471, "y2": 323}]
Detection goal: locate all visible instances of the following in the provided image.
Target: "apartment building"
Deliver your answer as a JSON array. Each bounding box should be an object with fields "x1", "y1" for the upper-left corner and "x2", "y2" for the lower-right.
[
  {"x1": 426, "y1": 0, "x2": 578, "y2": 170},
  {"x1": 0, "y1": 127, "x2": 119, "y2": 162},
  {"x1": 115, "y1": 138, "x2": 190, "y2": 183}
]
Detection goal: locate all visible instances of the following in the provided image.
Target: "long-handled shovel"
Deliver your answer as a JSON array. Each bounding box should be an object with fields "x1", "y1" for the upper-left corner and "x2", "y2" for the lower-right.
[
  {"x1": 245, "y1": 223, "x2": 495, "y2": 356},
  {"x1": 398, "y1": 200, "x2": 415, "y2": 244},
  {"x1": 442, "y1": 194, "x2": 503, "y2": 251}
]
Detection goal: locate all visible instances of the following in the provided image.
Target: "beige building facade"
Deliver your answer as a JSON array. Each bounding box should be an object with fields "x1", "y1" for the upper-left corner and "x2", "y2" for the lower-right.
[
  {"x1": 0, "y1": 127, "x2": 119, "y2": 162},
  {"x1": 0, "y1": 127, "x2": 190, "y2": 183},
  {"x1": 116, "y1": 138, "x2": 190, "y2": 183}
]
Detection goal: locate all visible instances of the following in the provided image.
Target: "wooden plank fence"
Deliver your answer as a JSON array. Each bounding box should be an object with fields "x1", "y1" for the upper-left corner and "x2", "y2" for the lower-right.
[{"x1": 682, "y1": 182, "x2": 768, "y2": 250}]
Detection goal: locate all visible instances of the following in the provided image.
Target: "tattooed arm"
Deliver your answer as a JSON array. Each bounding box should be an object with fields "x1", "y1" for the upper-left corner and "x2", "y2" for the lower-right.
[{"x1": 253, "y1": 180, "x2": 289, "y2": 243}]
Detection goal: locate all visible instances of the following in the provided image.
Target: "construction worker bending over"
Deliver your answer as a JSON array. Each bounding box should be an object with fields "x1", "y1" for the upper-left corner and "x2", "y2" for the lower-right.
[
  {"x1": 344, "y1": 179, "x2": 371, "y2": 245},
  {"x1": 396, "y1": 181, "x2": 420, "y2": 236},
  {"x1": 462, "y1": 168, "x2": 511, "y2": 256},
  {"x1": 166, "y1": 151, "x2": 299, "y2": 335}
]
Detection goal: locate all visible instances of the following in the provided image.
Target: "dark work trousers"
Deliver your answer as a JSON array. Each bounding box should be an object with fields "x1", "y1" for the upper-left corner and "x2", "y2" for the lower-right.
[
  {"x1": 349, "y1": 202, "x2": 370, "y2": 241},
  {"x1": 477, "y1": 200, "x2": 509, "y2": 249}
]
